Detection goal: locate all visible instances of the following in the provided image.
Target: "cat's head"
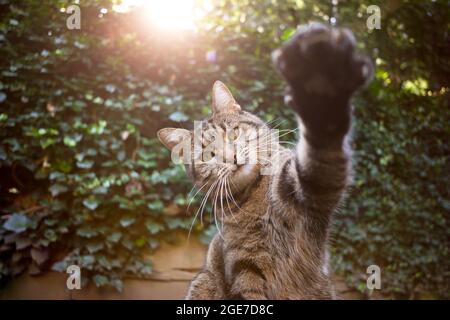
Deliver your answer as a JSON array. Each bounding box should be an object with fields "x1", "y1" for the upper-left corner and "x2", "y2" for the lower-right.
[{"x1": 157, "y1": 81, "x2": 271, "y2": 195}]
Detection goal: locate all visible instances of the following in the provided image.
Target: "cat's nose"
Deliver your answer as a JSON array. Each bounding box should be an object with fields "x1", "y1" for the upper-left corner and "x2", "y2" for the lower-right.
[{"x1": 223, "y1": 145, "x2": 237, "y2": 164}]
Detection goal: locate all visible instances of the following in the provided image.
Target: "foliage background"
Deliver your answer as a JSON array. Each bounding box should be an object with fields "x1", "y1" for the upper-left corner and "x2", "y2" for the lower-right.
[{"x1": 0, "y1": 0, "x2": 448, "y2": 298}]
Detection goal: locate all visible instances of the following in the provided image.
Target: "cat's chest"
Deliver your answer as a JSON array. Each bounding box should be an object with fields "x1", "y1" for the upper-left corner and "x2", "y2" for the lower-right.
[{"x1": 223, "y1": 176, "x2": 271, "y2": 223}]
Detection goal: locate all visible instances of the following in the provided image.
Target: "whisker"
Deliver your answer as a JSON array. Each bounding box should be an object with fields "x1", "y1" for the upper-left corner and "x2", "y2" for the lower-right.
[
  {"x1": 188, "y1": 179, "x2": 219, "y2": 239},
  {"x1": 201, "y1": 179, "x2": 220, "y2": 226},
  {"x1": 265, "y1": 118, "x2": 286, "y2": 129},
  {"x1": 212, "y1": 176, "x2": 224, "y2": 239},
  {"x1": 219, "y1": 177, "x2": 225, "y2": 227},
  {"x1": 186, "y1": 177, "x2": 211, "y2": 213},
  {"x1": 226, "y1": 177, "x2": 249, "y2": 215},
  {"x1": 222, "y1": 175, "x2": 238, "y2": 223}
]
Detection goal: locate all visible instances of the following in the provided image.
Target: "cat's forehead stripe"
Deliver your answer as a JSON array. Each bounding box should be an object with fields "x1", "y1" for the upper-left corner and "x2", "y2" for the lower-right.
[{"x1": 239, "y1": 120, "x2": 263, "y2": 127}]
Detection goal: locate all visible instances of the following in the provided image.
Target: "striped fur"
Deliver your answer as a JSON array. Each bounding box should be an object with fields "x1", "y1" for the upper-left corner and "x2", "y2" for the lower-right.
[{"x1": 161, "y1": 23, "x2": 372, "y2": 300}]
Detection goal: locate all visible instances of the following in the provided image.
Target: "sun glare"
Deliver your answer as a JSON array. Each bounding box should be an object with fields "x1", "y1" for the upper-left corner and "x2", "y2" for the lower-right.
[{"x1": 113, "y1": 0, "x2": 201, "y2": 30}]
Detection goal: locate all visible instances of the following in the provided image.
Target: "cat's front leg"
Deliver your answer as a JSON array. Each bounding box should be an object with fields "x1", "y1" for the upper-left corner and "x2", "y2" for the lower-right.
[
  {"x1": 186, "y1": 270, "x2": 222, "y2": 299},
  {"x1": 228, "y1": 267, "x2": 268, "y2": 300},
  {"x1": 271, "y1": 23, "x2": 373, "y2": 241},
  {"x1": 186, "y1": 234, "x2": 225, "y2": 300}
]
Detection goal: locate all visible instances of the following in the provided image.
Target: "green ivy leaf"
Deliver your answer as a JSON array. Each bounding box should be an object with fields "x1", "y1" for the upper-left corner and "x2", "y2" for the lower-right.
[
  {"x1": 63, "y1": 134, "x2": 82, "y2": 147},
  {"x1": 147, "y1": 239, "x2": 160, "y2": 250},
  {"x1": 169, "y1": 111, "x2": 188, "y2": 122},
  {"x1": 281, "y1": 27, "x2": 296, "y2": 42},
  {"x1": 53, "y1": 160, "x2": 72, "y2": 173},
  {"x1": 116, "y1": 150, "x2": 126, "y2": 162},
  {"x1": 93, "y1": 186, "x2": 108, "y2": 194},
  {"x1": 199, "y1": 224, "x2": 217, "y2": 245},
  {"x1": 76, "y1": 227, "x2": 98, "y2": 238},
  {"x1": 49, "y1": 183, "x2": 69, "y2": 197},
  {"x1": 80, "y1": 255, "x2": 95, "y2": 267},
  {"x1": 134, "y1": 236, "x2": 146, "y2": 247},
  {"x1": 145, "y1": 220, "x2": 164, "y2": 234},
  {"x1": 0, "y1": 146, "x2": 6, "y2": 160},
  {"x1": 0, "y1": 92, "x2": 7, "y2": 103},
  {"x1": 52, "y1": 261, "x2": 68, "y2": 272},
  {"x1": 147, "y1": 200, "x2": 164, "y2": 211},
  {"x1": 40, "y1": 137, "x2": 56, "y2": 149},
  {"x1": 98, "y1": 256, "x2": 113, "y2": 270},
  {"x1": 87, "y1": 242, "x2": 104, "y2": 253},
  {"x1": 93, "y1": 274, "x2": 109, "y2": 287},
  {"x1": 44, "y1": 229, "x2": 58, "y2": 242},
  {"x1": 3, "y1": 214, "x2": 33, "y2": 233},
  {"x1": 83, "y1": 198, "x2": 99, "y2": 210},
  {"x1": 107, "y1": 232, "x2": 122, "y2": 243},
  {"x1": 166, "y1": 218, "x2": 184, "y2": 230},
  {"x1": 110, "y1": 278, "x2": 124, "y2": 292},
  {"x1": 120, "y1": 217, "x2": 135, "y2": 228},
  {"x1": 77, "y1": 160, "x2": 94, "y2": 169}
]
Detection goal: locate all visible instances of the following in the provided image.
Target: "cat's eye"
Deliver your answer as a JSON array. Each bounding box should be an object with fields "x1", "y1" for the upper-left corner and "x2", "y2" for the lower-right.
[
  {"x1": 227, "y1": 127, "x2": 241, "y2": 141},
  {"x1": 203, "y1": 130, "x2": 216, "y2": 143}
]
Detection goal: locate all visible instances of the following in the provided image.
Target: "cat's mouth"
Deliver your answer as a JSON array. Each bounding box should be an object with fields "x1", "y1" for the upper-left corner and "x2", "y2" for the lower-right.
[
  {"x1": 196, "y1": 163, "x2": 259, "y2": 196},
  {"x1": 219, "y1": 162, "x2": 255, "y2": 176}
]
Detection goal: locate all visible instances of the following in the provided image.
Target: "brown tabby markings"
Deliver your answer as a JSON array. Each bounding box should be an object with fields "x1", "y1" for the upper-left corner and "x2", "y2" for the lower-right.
[
  {"x1": 158, "y1": 23, "x2": 372, "y2": 300},
  {"x1": 185, "y1": 139, "x2": 350, "y2": 299}
]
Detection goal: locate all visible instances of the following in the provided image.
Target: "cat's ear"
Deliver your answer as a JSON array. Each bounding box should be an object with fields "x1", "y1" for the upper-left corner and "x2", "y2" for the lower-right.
[
  {"x1": 212, "y1": 81, "x2": 241, "y2": 114},
  {"x1": 157, "y1": 128, "x2": 191, "y2": 150}
]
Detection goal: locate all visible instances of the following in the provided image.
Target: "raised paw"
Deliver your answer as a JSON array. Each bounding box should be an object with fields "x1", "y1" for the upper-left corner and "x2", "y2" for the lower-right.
[
  {"x1": 272, "y1": 22, "x2": 373, "y2": 139},
  {"x1": 273, "y1": 22, "x2": 372, "y2": 99}
]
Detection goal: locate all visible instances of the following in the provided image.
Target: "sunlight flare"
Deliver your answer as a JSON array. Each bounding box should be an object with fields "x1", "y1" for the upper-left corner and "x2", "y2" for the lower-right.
[{"x1": 113, "y1": 0, "x2": 201, "y2": 30}]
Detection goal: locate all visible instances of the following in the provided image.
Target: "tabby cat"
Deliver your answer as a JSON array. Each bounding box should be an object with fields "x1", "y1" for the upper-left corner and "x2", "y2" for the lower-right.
[{"x1": 157, "y1": 22, "x2": 372, "y2": 299}]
